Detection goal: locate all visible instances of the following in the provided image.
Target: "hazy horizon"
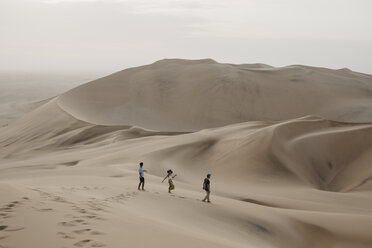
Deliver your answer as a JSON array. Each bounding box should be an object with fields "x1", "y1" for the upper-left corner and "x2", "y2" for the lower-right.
[{"x1": 1, "y1": 0, "x2": 371, "y2": 75}]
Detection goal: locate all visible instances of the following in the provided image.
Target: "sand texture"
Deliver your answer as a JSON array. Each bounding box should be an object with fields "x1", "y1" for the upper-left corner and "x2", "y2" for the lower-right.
[{"x1": 0, "y1": 59, "x2": 372, "y2": 248}]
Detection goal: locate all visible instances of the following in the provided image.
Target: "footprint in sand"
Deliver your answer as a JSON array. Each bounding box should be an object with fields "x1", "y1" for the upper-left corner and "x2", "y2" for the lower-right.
[
  {"x1": 71, "y1": 206, "x2": 101, "y2": 218},
  {"x1": 58, "y1": 221, "x2": 75, "y2": 227},
  {"x1": 0, "y1": 213, "x2": 11, "y2": 219},
  {"x1": 104, "y1": 194, "x2": 130, "y2": 203},
  {"x1": 59, "y1": 219, "x2": 88, "y2": 227},
  {"x1": 61, "y1": 161, "x2": 79, "y2": 167},
  {"x1": 90, "y1": 241, "x2": 106, "y2": 247},
  {"x1": 2, "y1": 226, "x2": 25, "y2": 232},
  {"x1": 65, "y1": 214, "x2": 79, "y2": 219},
  {"x1": 0, "y1": 199, "x2": 28, "y2": 243},
  {"x1": 33, "y1": 189, "x2": 70, "y2": 204},
  {"x1": 76, "y1": 208, "x2": 89, "y2": 214},
  {"x1": 75, "y1": 220, "x2": 86, "y2": 224},
  {"x1": 90, "y1": 231, "x2": 104, "y2": 235},
  {"x1": 0, "y1": 235, "x2": 9, "y2": 240},
  {"x1": 73, "y1": 239, "x2": 106, "y2": 247},
  {"x1": 52, "y1": 196, "x2": 68, "y2": 203},
  {"x1": 86, "y1": 201, "x2": 107, "y2": 212},
  {"x1": 57, "y1": 231, "x2": 76, "y2": 239},
  {"x1": 7, "y1": 202, "x2": 19, "y2": 207},
  {"x1": 109, "y1": 174, "x2": 125, "y2": 178},
  {"x1": 0, "y1": 208, "x2": 12, "y2": 213},
  {"x1": 33, "y1": 207, "x2": 54, "y2": 212},
  {"x1": 73, "y1": 229, "x2": 91, "y2": 234},
  {"x1": 82, "y1": 215, "x2": 98, "y2": 220},
  {"x1": 0, "y1": 201, "x2": 21, "y2": 213},
  {"x1": 73, "y1": 239, "x2": 91, "y2": 247}
]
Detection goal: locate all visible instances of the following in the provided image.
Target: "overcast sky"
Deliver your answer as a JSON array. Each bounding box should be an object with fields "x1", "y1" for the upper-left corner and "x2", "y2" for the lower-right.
[{"x1": 1, "y1": 0, "x2": 371, "y2": 74}]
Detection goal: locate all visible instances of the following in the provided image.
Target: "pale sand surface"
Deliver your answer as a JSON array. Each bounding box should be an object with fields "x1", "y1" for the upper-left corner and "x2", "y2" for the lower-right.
[{"x1": 0, "y1": 60, "x2": 372, "y2": 248}]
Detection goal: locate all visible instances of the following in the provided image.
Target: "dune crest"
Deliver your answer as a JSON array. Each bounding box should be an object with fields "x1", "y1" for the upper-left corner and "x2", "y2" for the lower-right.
[{"x1": 57, "y1": 59, "x2": 372, "y2": 131}]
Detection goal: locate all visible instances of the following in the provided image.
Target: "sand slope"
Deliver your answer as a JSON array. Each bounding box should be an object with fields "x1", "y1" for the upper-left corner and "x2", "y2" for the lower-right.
[
  {"x1": 1, "y1": 60, "x2": 372, "y2": 248},
  {"x1": 58, "y1": 59, "x2": 372, "y2": 131},
  {"x1": 1, "y1": 100, "x2": 372, "y2": 248}
]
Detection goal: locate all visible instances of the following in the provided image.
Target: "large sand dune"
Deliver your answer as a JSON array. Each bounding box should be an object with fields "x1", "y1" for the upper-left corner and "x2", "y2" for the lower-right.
[
  {"x1": 1, "y1": 59, "x2": 372, "y2": 248},
  {"x1": 58, "y1": 59, "x2": 372, "y2": 131}
]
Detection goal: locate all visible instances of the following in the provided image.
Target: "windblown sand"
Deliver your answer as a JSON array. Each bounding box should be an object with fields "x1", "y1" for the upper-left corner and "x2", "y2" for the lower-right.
[{"x1": 0, "y1": 59, "x2": 372, "y2": 248}]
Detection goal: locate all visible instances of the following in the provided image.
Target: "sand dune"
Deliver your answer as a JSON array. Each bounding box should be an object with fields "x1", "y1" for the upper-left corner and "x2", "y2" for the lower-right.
[
  {"x1": 58, "y1": 59, "x2": 372, "y2": 131},
  {"x1": 1, "y1": 59, "x2": 372, "y2": 248}
]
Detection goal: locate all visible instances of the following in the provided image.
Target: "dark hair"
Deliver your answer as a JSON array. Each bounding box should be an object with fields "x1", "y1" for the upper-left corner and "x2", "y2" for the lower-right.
[
  {"x1": 140, "y1": 162, "x2": 143, "y2": 166},
  {"x1": 207, "y1": 174, "x2": 211, "y2": 177},
  {"x1": 167, "y1": 169, "x2": 173, "y2": 174}
]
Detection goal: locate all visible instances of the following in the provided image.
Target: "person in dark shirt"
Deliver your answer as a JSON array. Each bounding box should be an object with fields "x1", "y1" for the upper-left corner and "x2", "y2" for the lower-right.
[{"x1": 202, "y1": 174, "x2": 211, "y2": 203}]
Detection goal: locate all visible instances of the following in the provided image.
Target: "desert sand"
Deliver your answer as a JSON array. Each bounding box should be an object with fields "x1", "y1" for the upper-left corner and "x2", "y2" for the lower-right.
[{"x1": 0, "y1": 59, "x2": 372, "y2": 248}]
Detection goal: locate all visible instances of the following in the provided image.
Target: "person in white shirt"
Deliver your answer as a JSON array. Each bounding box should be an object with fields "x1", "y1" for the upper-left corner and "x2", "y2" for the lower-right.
[{"x1": 162, "y1": 169, "x2": 177, "y2": 193}]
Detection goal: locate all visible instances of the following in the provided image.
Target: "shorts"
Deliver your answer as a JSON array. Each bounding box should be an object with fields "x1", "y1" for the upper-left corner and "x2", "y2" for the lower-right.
[{"x1": 139, "y1": 177, "x2": 144, "y2": 182}]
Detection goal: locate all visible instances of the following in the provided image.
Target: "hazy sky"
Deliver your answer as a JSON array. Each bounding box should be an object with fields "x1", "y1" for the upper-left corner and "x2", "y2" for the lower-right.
[{"x1": 1, "y1": 0, "x2": 371, "y2": 74}]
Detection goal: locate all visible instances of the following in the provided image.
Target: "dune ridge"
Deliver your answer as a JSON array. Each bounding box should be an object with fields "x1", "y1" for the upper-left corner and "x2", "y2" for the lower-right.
[
  {"x1": 57, "y1": 59, "x2": 372, "y2": 131},
  {"x1": 1, "y1": 97, "x2": 372, "y2": 194}
]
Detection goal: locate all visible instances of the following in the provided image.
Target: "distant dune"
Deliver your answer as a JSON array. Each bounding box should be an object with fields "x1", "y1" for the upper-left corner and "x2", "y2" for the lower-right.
[
  {"x1": 0, "y1": 59, "x2": 372, "y2": 248},
  {"x1": 58, "y1": 59, "x2": 372, "y2": 131}
]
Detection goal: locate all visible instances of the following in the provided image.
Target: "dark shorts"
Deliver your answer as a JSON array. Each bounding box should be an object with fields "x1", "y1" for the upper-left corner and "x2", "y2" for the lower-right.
[{"x1": 139, "y1": 177, "x2": 144, "y2": 182}]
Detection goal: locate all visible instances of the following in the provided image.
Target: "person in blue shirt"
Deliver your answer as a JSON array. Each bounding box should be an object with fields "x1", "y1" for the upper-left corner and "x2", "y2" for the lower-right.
[{"x1": 138, "y1": 162, "x2": 147, "y2": 191}]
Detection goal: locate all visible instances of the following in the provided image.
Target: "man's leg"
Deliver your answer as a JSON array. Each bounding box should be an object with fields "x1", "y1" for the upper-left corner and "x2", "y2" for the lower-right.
[
  {"x1": 138, "y1": 177, "x2": 143, "y2": 190},
  {"x1": 202, "y1": 191, "x2": 208, "y2": 201},
  {"x1": 142, "y1": 178, "x2": 145, "y2": 190},
  {"x1": 206, "y1": 191, "x2": 210, "y2": 202},
  {"x1": 138, "y1": 181, "x2": 141, "y2": 190},
  {"x1": 169, "y1": 180, "x2": 174, "y2": 193}
]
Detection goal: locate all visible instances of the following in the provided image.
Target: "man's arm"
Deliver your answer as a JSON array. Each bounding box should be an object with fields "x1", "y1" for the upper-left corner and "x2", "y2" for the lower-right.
[{"x1": 162, "y1": 175, "x2": 167, "y2": 182}]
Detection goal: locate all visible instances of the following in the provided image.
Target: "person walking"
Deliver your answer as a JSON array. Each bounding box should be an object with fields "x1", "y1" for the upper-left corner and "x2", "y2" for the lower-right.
[
  {"x1": 202, "y1": 174, "x2": 211, "y2": 203},
  {"x1": 138, "y1": 162, "x2": 147, "y2": 191},
  {"x1": 162, "y1": 169, "x2": 177, "y2": 193}
]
